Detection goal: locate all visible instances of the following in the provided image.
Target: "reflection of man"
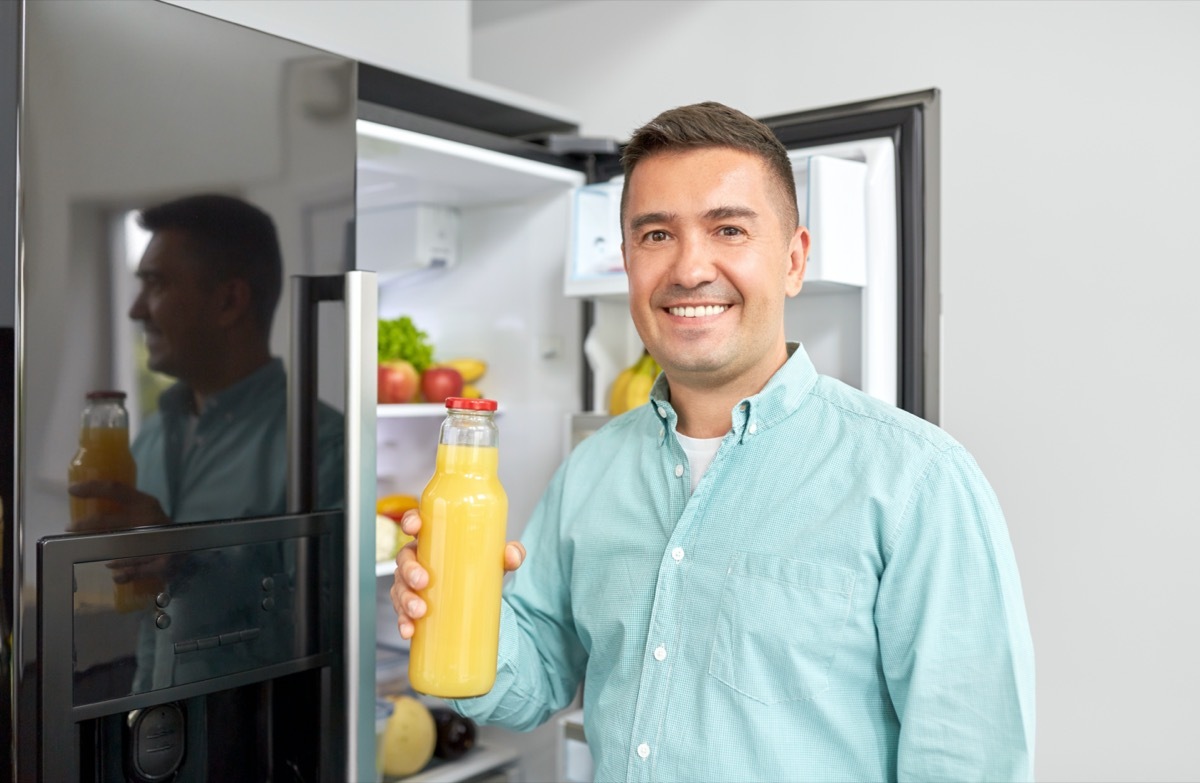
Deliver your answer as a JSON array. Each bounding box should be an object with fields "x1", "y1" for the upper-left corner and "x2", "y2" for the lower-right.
[
  {"x1": 394, "y1": 103, "x2": 1035, "y2": 780},
  {"x1": 69, "y1": 194, "x2": 343, "y2": 694},
  {"x1": 71, "y1": 194, "x2": 343, "y2": 527}
]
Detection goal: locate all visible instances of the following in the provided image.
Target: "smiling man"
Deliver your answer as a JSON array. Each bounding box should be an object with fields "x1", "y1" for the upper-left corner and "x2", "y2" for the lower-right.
[{"x1": 393, "y1": 103, "x2": 1035, "y2": 781}]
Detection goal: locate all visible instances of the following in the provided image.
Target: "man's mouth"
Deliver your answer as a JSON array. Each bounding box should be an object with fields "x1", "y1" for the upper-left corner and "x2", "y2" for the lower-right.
[{"x1": 666, "y1": 305, "x2": 728, "y2": 318}]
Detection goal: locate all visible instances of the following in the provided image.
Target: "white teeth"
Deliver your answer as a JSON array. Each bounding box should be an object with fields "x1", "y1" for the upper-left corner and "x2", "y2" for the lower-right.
[{"x1": 669, "y1": 305, "x2": 727, "y2": 318}]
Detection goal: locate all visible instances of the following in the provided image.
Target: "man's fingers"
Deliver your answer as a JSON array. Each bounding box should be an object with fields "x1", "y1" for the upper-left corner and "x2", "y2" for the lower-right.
[
  {"x1": 504, "y1": 541, "x2": 526, "y2": 572},
  {"x1": 68, "y1": 480, "x2": 134, "y2": 500},
  {"x1": 399, "y1": 509, "x2": 422, "y2": 537},
  {"x1": 395, "y1": 544, "x2": 427, "y2": 590}
]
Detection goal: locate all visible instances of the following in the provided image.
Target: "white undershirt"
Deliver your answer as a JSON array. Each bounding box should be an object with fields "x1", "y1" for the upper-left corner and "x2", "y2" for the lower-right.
[{"x1": 674, "y1": 431, "x2": 724, "y2": 493}]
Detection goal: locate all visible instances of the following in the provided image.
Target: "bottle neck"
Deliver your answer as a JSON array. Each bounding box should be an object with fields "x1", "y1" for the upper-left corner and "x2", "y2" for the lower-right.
[
  {"x1": 439, "y1": 410, "x2": 498, "y2": 449},
  {"x1": 81, "y1": 401, "x2": 129, "y2": 430}
]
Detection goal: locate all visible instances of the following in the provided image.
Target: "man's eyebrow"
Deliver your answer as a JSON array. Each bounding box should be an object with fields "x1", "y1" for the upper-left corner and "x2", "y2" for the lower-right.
[
  {"x1": 705, "y1": 205, "x2": 759, "y2": 221},
  {"x1": 629, "y1": 212, "x2": 675, "y2": 232}
]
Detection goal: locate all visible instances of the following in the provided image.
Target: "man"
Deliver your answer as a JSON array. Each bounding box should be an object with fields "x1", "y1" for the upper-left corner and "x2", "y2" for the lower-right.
[
  {"x1": 393, "y1": 103, "x2": 1035, "y2": 781},
  {"x1": 70, "y1": 194, "x2": 343, "y2": 527}
]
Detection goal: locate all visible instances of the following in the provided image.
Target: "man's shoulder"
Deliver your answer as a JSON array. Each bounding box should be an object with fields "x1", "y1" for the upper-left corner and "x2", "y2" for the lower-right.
[{"x1": 806, "y1": 374, "x2": 958, "y2": 454}]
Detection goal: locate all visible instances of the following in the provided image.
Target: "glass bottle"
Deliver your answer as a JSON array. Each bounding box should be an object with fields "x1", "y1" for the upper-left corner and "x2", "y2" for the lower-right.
[
  {"x1": 409, "y1": 397, "x2": 508, "y2": 698},
  {"x1": 68, "y1": 390, "x2": 137, "y2": 525}
]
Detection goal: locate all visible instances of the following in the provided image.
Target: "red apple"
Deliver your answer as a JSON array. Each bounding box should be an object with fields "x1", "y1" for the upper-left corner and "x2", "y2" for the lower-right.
[
  {"x1": 378, "y1": 360, "x2": 419, "y2": 404},
  {"x1": 420, "y1": 367, "x2": 464, "y2": 404}
]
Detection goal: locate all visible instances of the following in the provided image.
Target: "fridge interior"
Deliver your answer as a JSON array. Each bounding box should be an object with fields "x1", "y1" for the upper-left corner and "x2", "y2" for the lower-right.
[{"x1": 356, "y1": 119, "x2": 586, "y2": 780}]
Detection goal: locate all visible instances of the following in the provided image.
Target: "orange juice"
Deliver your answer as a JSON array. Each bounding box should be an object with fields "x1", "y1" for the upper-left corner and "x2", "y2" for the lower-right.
[
  {"x1": 68, "y1": 391, "x2": 149, "y2": 612},
  {"x1": 409, "y1": 440, "x2": 508, "y2": 698},
  {"x1": 68, "y1": 426, "x2": 137, "y2": 523}
]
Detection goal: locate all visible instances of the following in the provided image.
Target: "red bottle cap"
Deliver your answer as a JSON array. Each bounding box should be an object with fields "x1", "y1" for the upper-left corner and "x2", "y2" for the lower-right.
[
  {"x1": 445, "y1": 397, "x2": 498, "y2": 411},
  {"x1": 86, "y1": 390, "x2": 127, "y2": 400}
]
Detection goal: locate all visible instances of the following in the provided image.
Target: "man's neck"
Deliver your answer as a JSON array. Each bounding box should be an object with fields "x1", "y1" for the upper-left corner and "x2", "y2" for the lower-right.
[
  {"x1": 189, "y1": 349, "x2": 272, "y2": 413},
  {"x1": 668, "y1": 353, "x2": 787, "y2": 439}
]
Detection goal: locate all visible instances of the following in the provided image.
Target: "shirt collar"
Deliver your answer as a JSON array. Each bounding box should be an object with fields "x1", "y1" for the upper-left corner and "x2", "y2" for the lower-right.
[
  {"x1": 158, "y1": 357, "x2": 285, "y2": 419},
  {"x1": 649, "y1": 342, "x2": 818, "y2": 443}
]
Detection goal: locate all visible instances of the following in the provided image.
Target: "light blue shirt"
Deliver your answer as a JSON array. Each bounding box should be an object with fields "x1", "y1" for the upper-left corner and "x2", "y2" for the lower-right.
[
  {"x1": 456, "y1": 344, "x2": 1035, "y2": 782},
  {"x1": 133, "y1": 357, "x2": 344, "y2": 521}
]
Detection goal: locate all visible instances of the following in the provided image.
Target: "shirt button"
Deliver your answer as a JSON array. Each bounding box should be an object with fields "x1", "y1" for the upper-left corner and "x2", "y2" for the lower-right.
[
  {"x1": 739, "y1": 403, "x2": 748, "y2": 411},
  {"x1": 659, "y1": 427, "x2": 665, "y2": 439},
  {"x1": 654, "y1": 645, "x2": 667, "y2": 661},
  {"x1": 637, "y1": 743, "x2": 650, "y2": 759},
  {"x1": 748, "y1": 422, "x2": 758, "y2": 435},
  {"x1": 656, "y1": 406, "x2": 664, "y2": 417},
  {"x1": 671, "y1": 547, "x2": 684, "y2": 562},
  {"x1": 674, "y1": 464, "x2": 684, "y2": 477}
]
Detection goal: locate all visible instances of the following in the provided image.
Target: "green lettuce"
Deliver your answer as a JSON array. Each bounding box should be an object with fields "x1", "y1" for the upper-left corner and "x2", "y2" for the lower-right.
[{"x1": 378, "y1": 316, "x2": 435, "y2": 372}]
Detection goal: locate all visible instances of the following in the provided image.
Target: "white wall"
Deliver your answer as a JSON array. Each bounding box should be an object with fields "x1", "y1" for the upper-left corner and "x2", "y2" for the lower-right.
[
  {"x1": 473, "y1": 2, "x2": 1200, "y2": 781},
  {"x1": 165, "y1": 0, "x2": 472, "y2": 85}
]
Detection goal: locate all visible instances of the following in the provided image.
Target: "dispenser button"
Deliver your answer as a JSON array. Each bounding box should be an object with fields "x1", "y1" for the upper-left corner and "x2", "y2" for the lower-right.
[
  {"x1": 261, "y1": 577, "x2": 274, "y2": 592},
  {"x1": 240, "y1": 628, "x2": 261, "y2": 642},
  {"x1": 173, "y1": 641, "x2": 197, "y2": 654},
  {"x1": 219, "y1": 631, "x2": 241, "y2": 646},
  {"x1": 154, "y1": 612, "x2": 171, "y2": 630},
  {"x1": 155, "y1": 592, "x2": 171, "y2": 608},
  {"x1": 261, "y1": 597, "x2": 275, "y2": 611},
  {"x1": 195, "y1": 636, "x2": 218, "y2": 650}
]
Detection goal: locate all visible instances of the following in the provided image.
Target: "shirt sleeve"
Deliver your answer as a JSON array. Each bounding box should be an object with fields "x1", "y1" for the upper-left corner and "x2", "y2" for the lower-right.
[
  {"x1": 876, "y1": 446, "x2": 1036, "y2": 781},
  {"x1": 451, "y1": 462, "x2": 588, "y2": 730}
]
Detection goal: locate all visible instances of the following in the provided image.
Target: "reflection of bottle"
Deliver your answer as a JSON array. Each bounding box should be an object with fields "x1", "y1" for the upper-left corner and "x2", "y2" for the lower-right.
[
  {"x1": 409, "y1": 398, "x2": 507, "y2": 698},
  {"x1": 429, "y1": 707, "x2": 476, "y2": 761},
  {"x1": 68, "y1": 391, "x2": 151, "y2": 612},
  {"x1": 68, "y1": 391, "x2": 137, "y2": 523}
]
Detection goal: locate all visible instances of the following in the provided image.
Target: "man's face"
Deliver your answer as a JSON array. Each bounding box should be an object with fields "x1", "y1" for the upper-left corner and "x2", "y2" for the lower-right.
[
  {"x1": 622, "y1": 147, "x2": 809, "y2": 391},
  {"x1": 128, "y1": 229, "x2": 223, "y2": 381}
]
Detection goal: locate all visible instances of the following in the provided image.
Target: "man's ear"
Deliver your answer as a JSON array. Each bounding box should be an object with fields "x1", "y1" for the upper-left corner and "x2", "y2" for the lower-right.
[
  {"x1": 214, "y1": 277, "x2": 252, "y2": 328},
  {"x1": 784, "y1": 226, "x2": 810, "y2": 298}
]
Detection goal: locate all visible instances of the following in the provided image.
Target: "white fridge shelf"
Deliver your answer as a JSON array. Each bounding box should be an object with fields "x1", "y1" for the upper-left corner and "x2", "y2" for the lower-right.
[{"x1": 393, "y1": 745, "x2": 520, "y2": 783}]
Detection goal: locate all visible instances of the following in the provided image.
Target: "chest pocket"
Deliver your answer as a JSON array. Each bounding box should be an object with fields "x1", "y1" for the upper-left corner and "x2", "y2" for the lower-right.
[{"x1": 709, "y1": 552, "x2": 856, "y2": 704}]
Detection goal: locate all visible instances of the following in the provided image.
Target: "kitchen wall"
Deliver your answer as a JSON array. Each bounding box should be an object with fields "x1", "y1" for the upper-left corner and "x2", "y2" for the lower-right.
[{"x1": 472, "y1": 1, "x2": 1200, "y2": 781}]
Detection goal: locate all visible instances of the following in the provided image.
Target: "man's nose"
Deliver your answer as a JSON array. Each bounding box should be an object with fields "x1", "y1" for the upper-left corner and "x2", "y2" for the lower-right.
[
  {"x1": 669, "y1": 235, "x2": 719, "y2": 289},
  {"x1": 128, "y1": 292, "x2": 147, "y2": 321}
]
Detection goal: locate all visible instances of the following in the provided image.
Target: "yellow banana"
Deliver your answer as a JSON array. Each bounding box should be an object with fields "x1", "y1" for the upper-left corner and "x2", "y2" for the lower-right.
[
  {"x1": 461, "y1": 384, "x2": 484, "y2": 399},
  {"x1": 440, "y1": 358, "x2": 487, "y2": 383},
  {"x1": 622, "y1": 354, "x2": 659, "y2": 412},
  {"x1": 608, "y1": 366, "x2": 636, "y2": 415}
]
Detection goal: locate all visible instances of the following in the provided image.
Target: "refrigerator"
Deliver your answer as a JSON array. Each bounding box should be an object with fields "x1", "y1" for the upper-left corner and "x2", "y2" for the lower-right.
[{"x1": 1, "y1": 1, "x2": 939, "y2": 781}]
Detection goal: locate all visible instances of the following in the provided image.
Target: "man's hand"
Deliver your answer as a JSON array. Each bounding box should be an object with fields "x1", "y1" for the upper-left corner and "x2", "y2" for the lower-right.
[
  {"x1": 390, "y1": 508, "x2": 525, "y2": 640},
  {"x1": 67, "y1": 481, "x2": 170, "y2": 533}
]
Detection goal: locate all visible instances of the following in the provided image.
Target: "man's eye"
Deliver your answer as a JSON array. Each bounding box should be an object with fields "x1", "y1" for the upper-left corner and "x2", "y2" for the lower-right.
[
  {"x1": 719, "y1": 226, "x2": 744, "y2": 237},
  {"x1": 644, "y1": 230, "x2": 669, "y2": 243}
]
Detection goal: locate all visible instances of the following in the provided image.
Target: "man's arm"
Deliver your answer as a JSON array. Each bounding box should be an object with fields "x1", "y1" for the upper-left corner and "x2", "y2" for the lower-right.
[{"x1": 876, "y1": 446, "x2": 1036, "y2": 782}]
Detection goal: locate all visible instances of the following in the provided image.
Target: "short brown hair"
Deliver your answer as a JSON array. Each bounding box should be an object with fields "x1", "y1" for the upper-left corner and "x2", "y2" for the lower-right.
[
  {"x1": 620, "y1": 101, "x2": 798, "y2": 232},
  {"x1": 139, "y1": 194, "x2": 282, "y2": 335}
]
